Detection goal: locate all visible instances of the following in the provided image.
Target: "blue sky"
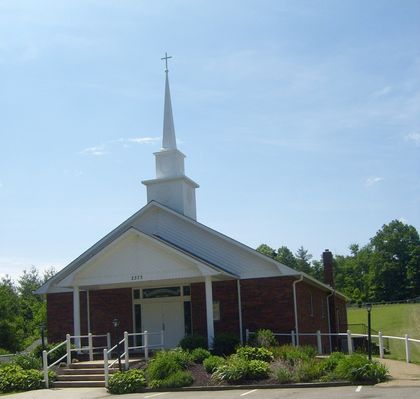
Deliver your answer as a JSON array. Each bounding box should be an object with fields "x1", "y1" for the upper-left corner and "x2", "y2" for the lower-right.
[{"x1": 1, "y1": 0, "x2": 419, "y2": 279}]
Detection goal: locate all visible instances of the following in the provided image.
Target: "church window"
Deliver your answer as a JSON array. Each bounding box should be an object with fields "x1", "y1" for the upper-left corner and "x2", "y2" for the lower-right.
[
  {"x1": 213, "y1": 300, "x2": 220, "y2": 321},
  {"x1": 133, "y1": 289, "x2": 140, "y2": 300},
  {"x1": 143, "y1": 286, "x2": 181, "y2": 299}
]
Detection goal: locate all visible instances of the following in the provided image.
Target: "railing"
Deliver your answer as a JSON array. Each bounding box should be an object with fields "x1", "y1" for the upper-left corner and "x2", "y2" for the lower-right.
[
  {"x1": 245, "y1": 328, "x2": 420, "y2": 364},
  {"x1": 103, "y1": 330, "x2": 164, "y2": 388},
  {"x1": 43, "y1": 333, "x2": 110, "y2": 388}
]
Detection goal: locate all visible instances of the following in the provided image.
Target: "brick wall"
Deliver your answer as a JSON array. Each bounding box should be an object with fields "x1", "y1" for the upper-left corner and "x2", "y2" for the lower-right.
[{"x1": 47, "y1": 288, "x2": 133, "y2": 344}]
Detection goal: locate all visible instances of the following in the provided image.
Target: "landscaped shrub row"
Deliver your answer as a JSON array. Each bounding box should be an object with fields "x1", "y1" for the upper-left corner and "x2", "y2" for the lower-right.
[{"x1": 0, "y1": 364, "x2": 56, "y2": 393}]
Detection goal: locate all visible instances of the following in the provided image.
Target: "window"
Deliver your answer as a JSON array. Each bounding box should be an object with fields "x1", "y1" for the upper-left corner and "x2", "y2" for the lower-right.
[
  {"x1": 309, "y1": 293, "x2": 314, "y2": 317},
  {"x1": 213, "y1": 301, "x2": 220, "y2": 321},
  {"x1": 133, "y1": 289, "x2": 140, "y2": 300},
  {"x1": 183, "y1": 286, "x2": 191, "y2": 296},
  {"x1": 143, "y1": 286, "x2": 181, "y2": 299}
]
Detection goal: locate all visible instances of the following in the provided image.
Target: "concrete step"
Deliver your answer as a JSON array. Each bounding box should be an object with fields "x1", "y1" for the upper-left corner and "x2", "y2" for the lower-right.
[
  {"x1": 56, "y1": 374, "x2": 105, "y2": 381},
  {"x1": 52, "y1": 381, "x2": 105, "y2": 388},
  {"x1": 58, "y1": 367, "x2": 116, "y2": 375}
]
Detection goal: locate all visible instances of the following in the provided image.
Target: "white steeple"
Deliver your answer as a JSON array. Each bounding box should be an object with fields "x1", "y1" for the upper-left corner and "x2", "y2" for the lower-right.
[{"x1": 142, "y1": 53, "x2": 199, "y2": 219}]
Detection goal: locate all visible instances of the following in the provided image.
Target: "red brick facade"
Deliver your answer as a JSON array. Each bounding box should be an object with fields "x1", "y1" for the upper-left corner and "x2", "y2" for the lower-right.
[{"x1": 47, "y1": 277, "x2": 347, "y2": 352}]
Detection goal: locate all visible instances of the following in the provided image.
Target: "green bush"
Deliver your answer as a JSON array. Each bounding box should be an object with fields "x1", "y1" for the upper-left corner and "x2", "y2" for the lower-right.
[
  {"x1": 149, "y1": 370, "x2": 193, "y2": 388},
  {"x1": 276, "y1": 367, "x2": 293, "y2": 384},
  {"x1": 108, "y1": 369, "x2": 146, "y2": 394},
  {"x1": 321, "y1": 352, "x2": 346, "y2": 373},
  {"x1": 272, "y1": 345, "x2": 316, "y2": 366},
  {"x1": 203, "y1": 355, "x2": 226, "y2": 373},
  {"x1": 247, "y1": 360, "x2": 270, "y2": 380},
  {"x1": 253, "y1": 329, "x2": 277, "y2": 348},
  {"x1": 334, "y1": 354, "x2": 388, "y2": 382},
  {"x1": 213, "y1": 355, "x2": 249, "y2": 382},
  {"x1": 147, "y1": 355, "x2": 182, "y2": 381},
  {"x1": 179, "y1": 335, "x2": 208, "y2": 351},
  {"x1": 191, "y1": 348, "x2": 211, "y2": 364},
  {"x1": 212, "y1": 333, "x2": 240, "y2": 356},
  {"x1": 236, "y1": 346, "x2": 274, "y2": 362},
  {"x1": 293, "y1": 360, "x2": 323, "y2": 382},
  {"x1": 0, "y1": 348, "x2": 10, "y2": 355},
  {"x1": 11, "y1": 353, "x2": 41, "y2": 370},
  {"x1": 0, "y1": 364, "x2": 46, "y2": 393}
]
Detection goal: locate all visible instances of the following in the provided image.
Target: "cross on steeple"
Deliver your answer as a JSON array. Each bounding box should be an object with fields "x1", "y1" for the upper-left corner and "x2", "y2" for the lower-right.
[{"x1": 161, "y1": 52, "x2": 172, "y2": 73}]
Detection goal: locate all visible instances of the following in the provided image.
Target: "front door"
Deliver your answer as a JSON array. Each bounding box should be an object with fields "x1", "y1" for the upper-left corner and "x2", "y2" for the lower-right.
[{"x1": 142, "y1": 300, "x2": 185, "y2": 348}]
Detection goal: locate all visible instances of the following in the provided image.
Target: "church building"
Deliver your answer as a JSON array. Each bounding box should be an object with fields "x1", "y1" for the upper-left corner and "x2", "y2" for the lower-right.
[{"x1": 36, "y1": 58, "x2": 347, "y2": 352}]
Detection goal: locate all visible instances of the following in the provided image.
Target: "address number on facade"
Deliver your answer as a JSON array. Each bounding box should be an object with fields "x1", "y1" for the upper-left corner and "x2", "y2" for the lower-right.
[{"x1": 131, "y1": 275, "x2": 143, "y2": 280}]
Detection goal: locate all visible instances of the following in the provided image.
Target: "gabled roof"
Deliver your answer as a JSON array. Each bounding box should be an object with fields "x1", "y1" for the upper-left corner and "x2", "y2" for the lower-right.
[{"x1": 36, "y1": 200, "x2": 346, "y2": 300}]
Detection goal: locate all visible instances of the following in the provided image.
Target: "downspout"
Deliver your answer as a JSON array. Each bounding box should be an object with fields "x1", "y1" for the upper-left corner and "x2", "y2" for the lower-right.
[
  {"x1": 237, "y1": 280, "x2": 243, "y2": 344},
  {"x1": 293, "y1": 275, "x2": 304, "y2": 346},
  {"x1": 326, "y1": 289, "x2": 335, "y2": 353}
]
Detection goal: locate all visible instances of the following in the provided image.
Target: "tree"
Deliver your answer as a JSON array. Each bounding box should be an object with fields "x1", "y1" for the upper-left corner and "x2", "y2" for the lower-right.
[
  {"x1": 256, "y1": 244, "x2": 277, "y2": 259},
  {"x1": 295, "y1": 246, "x2": 313, "y2": 274},
  {"x1": 276, "y1": 246, "x2": 297, "y2": 269}
]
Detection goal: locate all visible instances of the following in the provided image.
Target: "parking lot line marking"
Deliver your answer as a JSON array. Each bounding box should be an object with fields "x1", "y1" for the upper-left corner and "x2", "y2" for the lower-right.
[
  {"x1": 240, "y1": 389, "x2": 258, "y2": 396},
  {"x1": 144, "y1": 393, "x2": 168, "y2": 398},
  {"x1": 355, "y1": 385, "x2": 362, "y2": 392}
]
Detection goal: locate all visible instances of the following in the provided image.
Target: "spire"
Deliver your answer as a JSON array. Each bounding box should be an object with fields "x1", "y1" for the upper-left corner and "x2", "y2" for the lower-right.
[{"x1": 161, "y1": 52, "x2": 177, "y2": 150}]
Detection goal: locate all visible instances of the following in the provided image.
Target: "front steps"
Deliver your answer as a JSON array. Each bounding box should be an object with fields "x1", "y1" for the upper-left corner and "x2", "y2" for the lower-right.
[{"x1": 53, "y1": 359, "x2": 142, "y2": 388}]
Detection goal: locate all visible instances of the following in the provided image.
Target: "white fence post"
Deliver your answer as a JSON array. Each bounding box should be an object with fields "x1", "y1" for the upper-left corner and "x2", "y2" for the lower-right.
[
  {"x1": 43, "y1": 350, "x2": 49, "y2": 389},
  {"x1": 316, "y1": 330, "x2": 322, "y2": 354},
  {"x1": 144, "y1": 331, "x2": 149, "y2": 361},
  {"x1": 245, "y1": 329, "x2": 249, "y2": 343},
  {"x1": 124, "y1": 331, "x2": 129, "y2": 370},
  {"x1": 405, "y1": 334, "x2": 411, "y2": 363},
  {"x1": 378, "y1": 331, "x2": 384, "y2": 359},
  {"x1": 66, "y1": 334, "x2": 71, "y2": 366},
  {"x1": 160, "y1": 329, "x2": 164, "y2": 349},
  {"x1": 347, "y1": 330, "x2": 353, "y2": 355},
  {"x1": 291, "y1": 330, "x2": 296, "y2": 347},
  {"x1": 103, "y1": 349, "x2": 109, "y2": 388},
  {"x1": 107, "y1": 332, "x2": 111, "y2": 350},
  {"x1": 88, "y1": 333, "x2": 93, "y2": 361}
]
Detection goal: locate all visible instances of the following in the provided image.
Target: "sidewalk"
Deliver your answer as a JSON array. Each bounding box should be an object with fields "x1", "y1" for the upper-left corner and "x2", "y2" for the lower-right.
[{"x1": 378, "y1": 358, "x2": 420, "y2": 386}]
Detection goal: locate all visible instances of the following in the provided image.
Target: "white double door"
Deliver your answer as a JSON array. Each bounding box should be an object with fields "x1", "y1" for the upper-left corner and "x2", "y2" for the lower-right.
[{"x1": 142, "y1": 300, "x2": 185, "y2": 349}]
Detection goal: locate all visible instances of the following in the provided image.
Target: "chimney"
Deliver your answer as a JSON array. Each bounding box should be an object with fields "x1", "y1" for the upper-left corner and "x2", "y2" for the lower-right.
[{"x1": 323, "y1": 249, "x2": 334, "y2": 287}]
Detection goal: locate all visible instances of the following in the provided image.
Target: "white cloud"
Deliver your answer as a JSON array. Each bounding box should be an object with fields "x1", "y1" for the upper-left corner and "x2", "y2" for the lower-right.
[
  {"x1": 405, "y1": 132, "x2": 420, "y2": 146},
  {"x1": 365, "y1": 176, "x2": 384, "y2": 187},
  {"x1": 79, "y1": 145, "x2": 107, "y2": 156},
  {"x1": 80, "y1": 136, "x2": 160, "y2": 156}
]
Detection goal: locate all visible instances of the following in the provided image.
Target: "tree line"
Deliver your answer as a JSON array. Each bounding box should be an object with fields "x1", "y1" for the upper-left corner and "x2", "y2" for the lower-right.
[
  {"x1": 257, "y1": 220, "x2": 420, "y2": 304},
  {"x1": 0, "y1": 267, "x2": 54, "y2": 353}
]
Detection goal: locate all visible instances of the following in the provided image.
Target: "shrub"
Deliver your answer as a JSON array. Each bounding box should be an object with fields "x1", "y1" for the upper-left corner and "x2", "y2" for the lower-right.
[
  {"x1": 293, "y1": 360, "x2": 323, "y2": 382},
  {"x1": 203, "y1": 355, "x2": 225, "y2": 373},
  {"x1": 272, "y1": 345, "x2": 316, "y2": 366},
  {"x1": 108, "y1": 369, "x2": 146, "y2": 394},
  {"x1": 191, "y1": 348, "x2": 211, "y2": 364},
  {"x1": 149, "y1": 370, "x2": 193, "y2": 388},
  {"x1": 213, "y1": 355, "x2": 249, "y2": 382},
  {"x1": 276, "y1": 367, "x2": 293, "y2": 384},
  {"x1": 0, "y1": 364, "x2": 47, "y2": 393},
  {"x1": 212, "y1": 333, "x2": 240, "y2": 356},
  {"x1": 253, "y1": 329, "x2": 277, "y2": 348},
  {"x1": 236, "y1": 346, "x2": 274, "y2": 362},
  {"x1": 334, "y1": 354, "x2": 388, "y2": 382},
  {"x1": 147, "y1": 355, "x2": 182, "y2": 381},
  {"x1": 321, "y1": 352, "x2": 346, "y2": 373},
  {"x1": 179, "y1": 335, "x2": 208, "y2": 351},
  {"x1": 246, "y1": 360, "x2": 270, "y2": 380},
  {"x1": 11, "y1": 353, "x2": 41, "y2": 370}
]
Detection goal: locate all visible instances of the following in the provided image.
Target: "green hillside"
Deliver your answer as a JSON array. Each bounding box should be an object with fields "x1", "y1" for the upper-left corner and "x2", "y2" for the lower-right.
[{"x1": 348, "y1": 303, "x2": 420, "y2": 362}]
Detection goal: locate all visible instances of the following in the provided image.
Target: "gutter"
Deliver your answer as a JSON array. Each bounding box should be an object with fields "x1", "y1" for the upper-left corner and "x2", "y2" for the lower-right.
[{"x1": 292, "y1": 274, "x2": 304, "y2": 346}]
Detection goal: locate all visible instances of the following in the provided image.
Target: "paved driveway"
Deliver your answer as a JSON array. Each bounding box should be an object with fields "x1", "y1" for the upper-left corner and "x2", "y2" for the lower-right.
[{"x1": 6, "y1": 385, "x2": 420, "y2": 399}]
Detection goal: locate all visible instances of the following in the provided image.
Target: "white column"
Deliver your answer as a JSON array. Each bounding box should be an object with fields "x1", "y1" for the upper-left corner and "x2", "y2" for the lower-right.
[
  {"x1": 204, "y1": 275, "x2": 214, "y2": 349},
  {"x1": 73, "y1": 286, "x2": 81, "y2": 348}
]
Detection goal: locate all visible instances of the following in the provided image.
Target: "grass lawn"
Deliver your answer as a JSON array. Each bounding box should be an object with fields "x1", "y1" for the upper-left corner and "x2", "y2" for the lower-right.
[{"x1": 348, "y1": 303, "x2": 420, "y2": 363}]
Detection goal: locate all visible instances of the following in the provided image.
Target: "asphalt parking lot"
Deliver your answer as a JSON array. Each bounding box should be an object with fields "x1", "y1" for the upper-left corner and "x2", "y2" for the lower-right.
[{"x1": 6, "y1": 385, "x2": 420, "y2": 399}]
